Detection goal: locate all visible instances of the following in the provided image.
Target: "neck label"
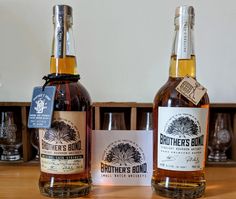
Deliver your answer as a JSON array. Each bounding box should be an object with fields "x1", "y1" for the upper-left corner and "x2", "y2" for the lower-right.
[
  {"x1": 54, "y1": 15, "x2": 65, "y2": 58},
  {"x1": 177, "y1": 17, "x2": 191, "y2": 59},
  {"x1": 176, "y1": 76, "x2": 207, "y2": 105}
]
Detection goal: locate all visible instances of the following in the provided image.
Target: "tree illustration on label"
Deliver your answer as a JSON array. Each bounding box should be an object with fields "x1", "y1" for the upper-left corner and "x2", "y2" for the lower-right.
[
  {"x1": 105, "y1": 143, "x2": 142, "y2": 166},
  {"x1": 44, "y1": 121, "x2": 77, "y2": 144},
  {"x1": 166, "y1": 116, "x2": 199, "y2": 138}
]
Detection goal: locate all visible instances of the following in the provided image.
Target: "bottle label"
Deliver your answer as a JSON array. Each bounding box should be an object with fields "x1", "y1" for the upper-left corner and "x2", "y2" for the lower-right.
[
  {"x1": 91, "y1": 130, "x2": 153, "y2": 186},
  {"x1": 177, "y1": 16, "x2": 191, "y2": 59},
  {"x1": 157, "y1": 107, "x2": 208, "y2": 171},
  {"x1": 176, "y1": 76, "x2": 207, "y2": 105},
  {"x1": 39, "y1": 111, "x2": 86, "y2": 174}
]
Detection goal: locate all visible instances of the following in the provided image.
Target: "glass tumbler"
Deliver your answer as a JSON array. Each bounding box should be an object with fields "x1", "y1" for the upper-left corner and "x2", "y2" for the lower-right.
[
  {"x1": 102, "y1": 112, "x2": 127, "y2": 130},
  {"x1": 208, "y1": 113, "x2": 233, "y2": 161},
  {"x1": 137, "y1": 111, "x2": 153, "y2": 130},
  {"x1": 0, "y1": 112, "x2": 22, "y2": 161}
]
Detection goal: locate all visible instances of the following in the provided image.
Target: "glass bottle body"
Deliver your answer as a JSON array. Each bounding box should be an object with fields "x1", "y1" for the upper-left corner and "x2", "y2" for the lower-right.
[
  {"x1": 152, "y1": 6, "x2": 210, "y2": 198},
  {"x1": 152, "y1": 56, "x2": 209, "y2": 198},
  {"x1": 38, "y1": 58, "x2": 92, "y2": 197}
]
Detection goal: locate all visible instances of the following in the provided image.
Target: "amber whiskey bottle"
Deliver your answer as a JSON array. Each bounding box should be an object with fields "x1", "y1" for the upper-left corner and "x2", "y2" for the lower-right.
[
  {"x1": 152, "y1": 6, "x2": 209, "y2": 199},
  {"x1": 38, "y1": 5, "x2": 92, "y2": 198}
]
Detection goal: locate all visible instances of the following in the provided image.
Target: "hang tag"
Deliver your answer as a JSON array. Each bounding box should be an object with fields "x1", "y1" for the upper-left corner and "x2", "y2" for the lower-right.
[
  {"x1": 28, "y1": 86, "x2": 56, "y2": 128},
  {"x1": 176, "y1": 76, "x2": 207, "y2": 105}
]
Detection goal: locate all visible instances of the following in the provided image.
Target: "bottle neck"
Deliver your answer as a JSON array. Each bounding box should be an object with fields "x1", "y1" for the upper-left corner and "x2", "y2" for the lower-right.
[
  {"x1": 50, "y1": 13, "x2": 77, "y2": 75},
  {"x1": 169, "y1": 17, "x2": 196, "y2": 78}
]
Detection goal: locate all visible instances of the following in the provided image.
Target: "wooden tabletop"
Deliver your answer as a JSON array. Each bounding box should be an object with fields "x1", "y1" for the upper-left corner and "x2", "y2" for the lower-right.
[{"x1": 0, "y1": 165, "x2": 235, "y2": 199}]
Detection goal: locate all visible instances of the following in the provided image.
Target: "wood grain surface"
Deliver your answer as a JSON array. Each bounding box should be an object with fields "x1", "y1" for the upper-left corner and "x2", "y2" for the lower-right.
[{"x1": 0, "y1": 165, "x2": 235, "y2": 199}]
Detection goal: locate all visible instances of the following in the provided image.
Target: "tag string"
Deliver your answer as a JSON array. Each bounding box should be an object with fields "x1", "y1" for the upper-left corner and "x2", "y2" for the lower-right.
[{"x1": 42, "y1": 74, "x2": 80, "y2": 91}]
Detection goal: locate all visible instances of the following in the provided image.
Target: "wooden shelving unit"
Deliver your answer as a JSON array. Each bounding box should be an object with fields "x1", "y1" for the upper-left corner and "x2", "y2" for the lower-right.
[
  {"x1": 93, "y1": 102, "x2": 152, "y2": 130},
  {"x1": 0, "y1": 102, "x2": 236, "y2": 166}
]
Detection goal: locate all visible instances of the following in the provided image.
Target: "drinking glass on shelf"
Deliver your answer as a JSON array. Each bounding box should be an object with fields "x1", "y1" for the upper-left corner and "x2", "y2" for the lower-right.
[
  {"x1": 137, "y1": 111, "x2": 153, "y2": 130},
  {"x1": 208, "y1": 113, "x2": 233, "y2": 161},
  {"x1": 0, "y1": 112, "x2": 22, "y2": 161},
  {"x1": 30, "y1": 129, "x2": 39, "y2": 161},
  {"x1": 102, "y1": 112, "x2": 127, "y2": 130}
]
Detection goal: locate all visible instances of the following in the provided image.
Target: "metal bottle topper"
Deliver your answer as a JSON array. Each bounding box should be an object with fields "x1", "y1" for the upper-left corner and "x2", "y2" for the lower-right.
[{"x1": 53, "y1": 5, "x2": 73, "y2": 58}]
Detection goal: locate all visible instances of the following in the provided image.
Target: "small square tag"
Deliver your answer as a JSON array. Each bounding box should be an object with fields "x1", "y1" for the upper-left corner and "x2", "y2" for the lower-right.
[
  {"x1": 176, "y1": 76, "x2": 207, "y2": 105},
  {"x1": 28, "y1": 86, "x2": 56, "y2": 128}
]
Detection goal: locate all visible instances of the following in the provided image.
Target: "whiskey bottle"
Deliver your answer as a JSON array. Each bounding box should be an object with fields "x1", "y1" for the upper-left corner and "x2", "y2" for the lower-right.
[
  {"x1": 38, "y1": 5, "x2": 92, "y2": 197},
  {"x1": 152, "y1": 6, "x2": 209, "y2": 199}
]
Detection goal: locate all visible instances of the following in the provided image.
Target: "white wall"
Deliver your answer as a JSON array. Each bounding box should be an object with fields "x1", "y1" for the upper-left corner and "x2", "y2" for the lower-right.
[{"x1": 0, "y1": 0, "x2": 235, "y2": 103}]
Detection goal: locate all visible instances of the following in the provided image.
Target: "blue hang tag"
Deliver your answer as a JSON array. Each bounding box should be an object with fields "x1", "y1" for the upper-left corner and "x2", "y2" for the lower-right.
[{"x1": 28, "y1": 86, "x2": 56, "y2": 129}]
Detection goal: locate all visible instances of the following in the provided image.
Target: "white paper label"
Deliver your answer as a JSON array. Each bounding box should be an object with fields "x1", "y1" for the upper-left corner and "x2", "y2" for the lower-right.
[
  {"x1": 177, "y1": 17, "x2": 191, "y2": 59},
  {"x1": 158, "y1": 107, "x2": 208, "y2": 171},
  {"x1": 39, "y1": 111, "x2": 86, "y2": 174},
  {"x1": 91, "y1": 130, "x2": 153, "y2": 186}
]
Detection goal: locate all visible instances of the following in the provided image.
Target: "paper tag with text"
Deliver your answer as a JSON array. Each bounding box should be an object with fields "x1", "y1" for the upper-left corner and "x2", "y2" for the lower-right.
[
  {"x1": 28, "y1": 86, "x2": 56, "y2": 128},
  {"x1": 176, "y1": 76, "x2": 207, "y2": 105}
]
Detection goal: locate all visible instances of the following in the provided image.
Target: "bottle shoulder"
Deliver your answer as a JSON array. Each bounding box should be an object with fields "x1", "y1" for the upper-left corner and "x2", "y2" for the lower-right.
[
  {"x1": 76, "y1": 81, "x2": 92, "y2": 103},
  {"x1": 154, "y1": 77, "x2": 209, "y2": 108},
  {"x1": 50, "y1": 79, "x2": 91, "y2": 111}
]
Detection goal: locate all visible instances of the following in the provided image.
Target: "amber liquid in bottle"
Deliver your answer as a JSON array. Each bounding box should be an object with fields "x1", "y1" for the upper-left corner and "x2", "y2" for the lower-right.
[
  {"x1": 152, "y1": 6, "x2": 209, "y2": 199},
  {"x1": 38, "y1": 5, "x2": 91, "y2": 198}
]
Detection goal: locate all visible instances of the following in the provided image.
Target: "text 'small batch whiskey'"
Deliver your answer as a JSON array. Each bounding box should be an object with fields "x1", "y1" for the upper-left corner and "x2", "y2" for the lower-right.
[
  {"x1": 38, "y1": 5, "x2": 91, "y2": 197},
  {"x1": 152, "y1": 6, "x2": 209, "y2": 199}
]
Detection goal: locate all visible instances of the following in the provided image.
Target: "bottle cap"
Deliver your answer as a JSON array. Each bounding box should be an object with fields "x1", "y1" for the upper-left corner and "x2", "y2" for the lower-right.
[
  {"x1": 175, "y1": 5, "x2": 194, "y2": 26},
  {"x1": 175, "y1": 6, "x2": 194, "y2": 18},
  {"x1": 53, "y1": 5, "x2": 72, "y2": 17},
  {"x1": 53, "y1": 5, "x2": 73, "y2": 25}
]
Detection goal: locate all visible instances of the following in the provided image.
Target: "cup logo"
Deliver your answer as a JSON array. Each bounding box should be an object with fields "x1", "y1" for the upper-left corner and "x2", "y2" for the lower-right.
[
  {"x1": 101, "y1": 140, "x2": 147, "y2": 176},
  {"x1": 104, "y1": 143, "x2": 142, "y2": 166}
]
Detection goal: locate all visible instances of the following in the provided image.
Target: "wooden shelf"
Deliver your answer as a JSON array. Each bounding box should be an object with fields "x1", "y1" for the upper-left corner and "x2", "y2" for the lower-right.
[
  {"x1": 207, "y1": 160, "x2": 236, "y2": 167},
  {"x1": 210, "y1": 103, "x2": 236, "y2": 108},
  {"x1": 0, "y1": 102, "x2": 30, "y2": 106}
]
